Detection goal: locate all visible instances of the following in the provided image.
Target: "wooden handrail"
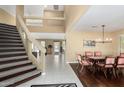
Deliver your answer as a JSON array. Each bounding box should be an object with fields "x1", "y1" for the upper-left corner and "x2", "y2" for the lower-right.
[{"x1": 17, "y1": 15, "x2": 46, "y2": 53}]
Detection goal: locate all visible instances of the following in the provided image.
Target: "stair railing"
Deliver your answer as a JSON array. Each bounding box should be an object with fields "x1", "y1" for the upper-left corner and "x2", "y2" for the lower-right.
[{"x1": 16, "y1": 15, "x2": 46, "y2": 74}]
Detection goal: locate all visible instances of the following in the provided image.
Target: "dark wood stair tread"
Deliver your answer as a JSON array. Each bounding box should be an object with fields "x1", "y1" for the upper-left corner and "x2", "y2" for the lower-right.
[
  {"x1": 0, "y1": 65, "x2": 36, "y2": 78},
  {"x1": 0, "y1": 60, "x2": 31, "y2": 70},
  {"x1": 0, "y1": 30, "x2": 18, "y2": 34},
  {"x1": 0, "y1": 47, "x2": 24, "y2": 50},
  {"x1": 0, "y1": 55, "x2": 28, "y2": 62},
  {"x1": 0, "y1": 51, "x2": 26, "y2": 56},
  {"x1": 0, "y1": 70, "x2": 41, "y2": 87},
  {"x1": 0, "y1": 43, "x2": 23, "y2": 45},
  {"x1": 0, "y1": 36, "x2": 21, "y2": 39},
  {"x1": 0, "y1": 39, "x2": 21, "y2": 42}
]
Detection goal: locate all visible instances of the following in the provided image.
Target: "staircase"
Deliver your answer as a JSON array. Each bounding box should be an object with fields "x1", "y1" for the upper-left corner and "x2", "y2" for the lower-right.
[{"x1": 0, "y1": 23, "x2": 41, "y2": 87}]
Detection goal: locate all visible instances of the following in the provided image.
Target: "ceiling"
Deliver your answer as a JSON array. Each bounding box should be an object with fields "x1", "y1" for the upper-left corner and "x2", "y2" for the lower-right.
[
  {"x1": 74, "y1": 5, "x2": 124, "y2": 32},
  {"x1": 0, "y1": 5, "x2": 16, "y2": 16},
  {"x1": 0, "y1": 5, "x2": 44, "y2": 17},
  {"x1": 0, "y1": 5, "x2": 64, "y2": 17},
  {"x1": 24, "y1": 5, "x2": 64, "y2": 16},
  {"x1": 45, "y1": 5, "x2": 64, "y2": 11},
  {"x1": 1, "y1": 5, "x2": 124, "y2": 32},
  {"x1": 24, "y1": 5, "x2": 44, "y2": 16}
]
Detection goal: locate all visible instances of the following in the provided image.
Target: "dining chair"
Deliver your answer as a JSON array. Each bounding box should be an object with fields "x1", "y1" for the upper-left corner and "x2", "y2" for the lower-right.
[
  {"x1": 115, "y1": 57, "x2": 124, "y2": 78},
  {"x1": 85, "y1": 51, "x2": 93, "y2": 58},
  {"x1": 120, "y1": 53, "x2": 124, "y2": 57},
  {"x1": 97, "y1": 57, "x2": 116, "y2": 79},
  {"x1": 76, "y1": 54, "x2": 82, "y2": 69},
  {"x1": 94, "y1": 51, "x2": 102, "y2": 57},
  {"x1": 76, "y1": 54, "x2": 93, "y2": 73}
]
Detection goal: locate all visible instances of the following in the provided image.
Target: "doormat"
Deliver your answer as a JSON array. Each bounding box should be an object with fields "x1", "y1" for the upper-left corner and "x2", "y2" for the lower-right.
[{"x1": 31, "y1": 83, "x2": 77, "y2": 87}]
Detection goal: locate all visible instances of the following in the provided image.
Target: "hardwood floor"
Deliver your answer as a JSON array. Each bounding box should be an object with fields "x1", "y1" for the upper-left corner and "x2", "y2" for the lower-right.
[{"x1": 70, "y1": 63, "x2": 124, "y2": 87}]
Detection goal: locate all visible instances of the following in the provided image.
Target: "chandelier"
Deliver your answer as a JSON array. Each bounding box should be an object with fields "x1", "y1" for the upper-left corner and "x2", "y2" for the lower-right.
[{"x1": 95, "y1": 25, "x2": 112, "y2": 43}]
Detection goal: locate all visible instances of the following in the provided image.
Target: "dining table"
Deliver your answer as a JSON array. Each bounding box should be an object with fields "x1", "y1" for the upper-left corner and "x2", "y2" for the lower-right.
[
  {"x1": 88, "y1": 56, "x2": 106, "y2": 64},
  {"x1": 88, "y1": 56, "x2": 106, "y2": 74}
]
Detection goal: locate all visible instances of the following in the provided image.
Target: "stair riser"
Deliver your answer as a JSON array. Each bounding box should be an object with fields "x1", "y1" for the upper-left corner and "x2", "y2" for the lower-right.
[
  {"x1": 0, "y1": 26, "x2": 17, "y2": 29},
  {"x1": 0, "y1": 37, "x2": 21, "y2": 40},
  {"x1": 0, "y1": 58, "x2": 28, "y2": 64},
  {"x1": 0, "y1": 26, "x2": 17, "y2": 30},
  {"x1": 0, "y1": 67, "x2": 36, "y2": 82},
  {"x1": 7, "y1": 72, "x2": 41, "y2": 87},
  {"x1": 0, "y1": 31, "x2": 19, "y2": 35},
  {"x1": 0, "y1": 49, "x2": 25, "y2": 52},
  {"x1": 0, "y1": 42, "x2": 22, "y2": 44},
  {"x1": 0, "y1": 30, "x2": 18, "y2": 35},
  {"x1": 0, "y1": 33, "x2": 20, "y2": 37},
  {"x1": 0, "y1": 27, "x2": 17, "y2": 31},
  {"x1": 0, "y1": 41, "x2": 22, "y2": 43},
  {"x1": 0, "y1": 23, "x2": 16, "y2": 28},
  {"x1": 0, "y1": 53, "x2": 26, "y2": 58},
  {"x1": 0, "y1": 45, "x2": 23, "y2": 47},
  {"x1": 0, "y1": 39, "x2": 22, "y2": 43},
  {"x1": 0, "y1": 27, "x2": 16, "y2": 30},
  {"x1": 0, "y1": 63, "x2": 32, "y2": 72}
]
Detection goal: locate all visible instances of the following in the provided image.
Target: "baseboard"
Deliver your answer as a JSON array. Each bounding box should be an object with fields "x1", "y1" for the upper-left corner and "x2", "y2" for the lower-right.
[
  {"x1": 41, "y1": 72, "x2": 46, "y2": 75},
  {"x1": 66, "y1": 61, "x2": 78, "y2": 63}
]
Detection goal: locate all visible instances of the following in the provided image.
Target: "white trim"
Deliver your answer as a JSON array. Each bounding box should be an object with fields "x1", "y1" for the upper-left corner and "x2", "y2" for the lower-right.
[
  {"x1": 31, "y1": 32, "x2": 65, "y2": 40},
  {"x1": 66, "y1": 61, "x2": 78, "y2": 63},
  {"x1": 41, "y1": 72, "x2": 46, "y2": 75},
  {"x1": 119, "y1": 35, "x2": 124, "y2": 54}
]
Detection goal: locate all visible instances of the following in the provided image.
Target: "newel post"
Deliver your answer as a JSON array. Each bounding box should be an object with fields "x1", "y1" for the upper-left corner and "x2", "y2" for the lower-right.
[{"x1": 38, "y1": 51, "x2": 46, "y2": 75}]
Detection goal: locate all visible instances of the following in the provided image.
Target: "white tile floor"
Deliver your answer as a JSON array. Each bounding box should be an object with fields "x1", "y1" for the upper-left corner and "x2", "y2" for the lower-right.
[{"x1": 18, "y1": 54, "x2": 83, "y2": 87}]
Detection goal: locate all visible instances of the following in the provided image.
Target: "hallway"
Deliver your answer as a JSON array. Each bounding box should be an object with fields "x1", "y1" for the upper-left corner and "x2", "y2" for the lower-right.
[{"x1": 18, "y1": 54, "x2": 82, "y2": 87}]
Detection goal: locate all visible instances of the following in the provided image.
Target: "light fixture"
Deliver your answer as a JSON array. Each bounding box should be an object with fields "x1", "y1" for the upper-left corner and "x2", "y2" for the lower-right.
[{"x1": 95, "y1": 25, "x2": 112, "y2": 43}]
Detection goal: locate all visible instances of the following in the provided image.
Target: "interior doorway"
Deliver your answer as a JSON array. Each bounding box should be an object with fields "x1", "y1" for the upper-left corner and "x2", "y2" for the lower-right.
[
  {"x1": 36, "y1": 39, "x2": 66, "y2": 55},
  {"x1": 53, "y1": 40, "x2": 65, "y2": 55},
  {"x1": 54, "y1": 41, "x2": 60, "y2": 54}
]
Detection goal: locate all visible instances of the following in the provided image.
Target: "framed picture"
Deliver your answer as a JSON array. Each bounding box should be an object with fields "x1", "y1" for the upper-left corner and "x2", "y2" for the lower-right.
[{"x1": 83, "y1": 40, "x2": 96, "y2": 47}]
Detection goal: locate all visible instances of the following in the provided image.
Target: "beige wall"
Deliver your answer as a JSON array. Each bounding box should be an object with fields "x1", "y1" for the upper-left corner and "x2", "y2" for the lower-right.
[
  {"x1": 27, "y1": 9, "x2": 65, "y2": 33},
  {"x1": 28, "y1": 26, "x2": 65, "y2": 33},
  {"x1": 43, "y1": 20, "x2": 64, "y2": 26},
  {"x1": 65, "y1": 30, "x2": 115, "y2": 62},
  {"x1": 43, "y1": 10, "x2": 64, "y2": 27},
  {"x1": 111, "y1": 30, "x2": 124, "y2": 55},
  {"x1": 44, "y1": 10, "x2": 64, "y2": 18},
  {"x1": 16, "y1": 5, "x2": 24, "y2": 30},
  {"x1": 16, "y1": 5, "x2": 24, "y2": 17},
  {"x1": 0, "y1": 8, "x2": 15, "y2": 25},
  {"x1": 64, "y1": 5, "x2": 123, "y2": 62},
  {"x1": 64, "y1": 5, "x2": 89, "y2": 31}
]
